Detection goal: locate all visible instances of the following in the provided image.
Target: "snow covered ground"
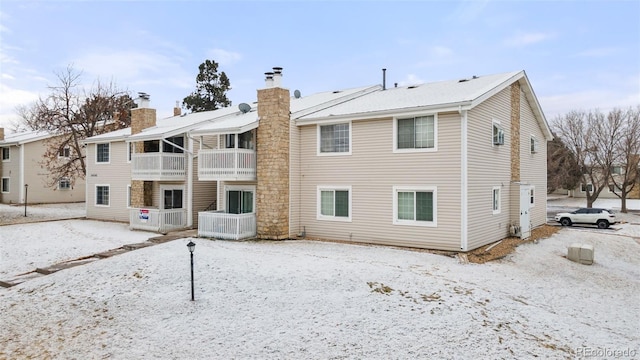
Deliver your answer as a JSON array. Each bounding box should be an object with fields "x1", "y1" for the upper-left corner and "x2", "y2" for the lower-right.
[
  {"x1": 0, "y1": 202, "x2": 85, "y2": 225},
  {"x1": 1, "y1": 215, "x2": 639, "y2": 358}
]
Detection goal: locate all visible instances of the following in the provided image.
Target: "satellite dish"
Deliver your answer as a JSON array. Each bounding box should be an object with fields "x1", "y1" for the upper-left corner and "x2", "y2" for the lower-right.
[
  {"x1": 238, "y1": 103, "x2": 251, "y2": 113},
  {"x1": 294, "y1": 89, "x2": 301, "y2": 98}
]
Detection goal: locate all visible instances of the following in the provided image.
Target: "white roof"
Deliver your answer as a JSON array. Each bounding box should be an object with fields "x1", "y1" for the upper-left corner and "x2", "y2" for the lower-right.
[
  {"x1": 126, "y1": 106, "x2": 241, "y2": 141},
  {"x1": 190, "y1": 85, "x2": 380, "y2": 135},
  {"x1": 82, "y1": 128, "x2": 131, "y2": 144},
  {"x1": 297, "y1": 71, "x2": 522, "y2": 121},
  {"x1": 0, "y1": 130, "x2": 53, "y2": 145}
]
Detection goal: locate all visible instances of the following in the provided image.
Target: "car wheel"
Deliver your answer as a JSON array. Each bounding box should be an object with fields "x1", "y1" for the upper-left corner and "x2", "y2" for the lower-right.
[
  {"x1": 560, "y1": 218, "x2": 572, "y2": 226},
  {"x1": 597, "y1": 220, "x2": 609, "y2": 229}
]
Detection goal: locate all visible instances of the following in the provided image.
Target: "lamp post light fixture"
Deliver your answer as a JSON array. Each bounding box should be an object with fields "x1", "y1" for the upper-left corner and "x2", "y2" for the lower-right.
[{"x1": 187, "y1": 240, "x2": 195, "y2": 301}]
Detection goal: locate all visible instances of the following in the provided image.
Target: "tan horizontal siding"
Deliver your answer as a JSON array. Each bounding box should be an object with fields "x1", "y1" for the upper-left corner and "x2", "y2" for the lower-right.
[
  {"x1": 296, "y1": 114, "x2": 462, "y2": 251},
  {"x1": 1, "y1": 145, "x2": 20, "y2": 204},
  {"x1": 519, "y1": 89, "x2": 547, "y2": 228},
  {"x1": 85, "y1": 141, "x2": 131, "y2": 222},
  {"x1": 466, "y1": 87, "x2": 513, "y2": 250}
]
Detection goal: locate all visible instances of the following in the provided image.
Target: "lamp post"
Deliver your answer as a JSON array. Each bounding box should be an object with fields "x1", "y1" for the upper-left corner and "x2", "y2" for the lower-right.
[
  {"x1": 187, "y1": 240, "x2": 195, "y2": 301},
  {"x1": 24, "y1": 184, "x2": 28, "y2": 217}
]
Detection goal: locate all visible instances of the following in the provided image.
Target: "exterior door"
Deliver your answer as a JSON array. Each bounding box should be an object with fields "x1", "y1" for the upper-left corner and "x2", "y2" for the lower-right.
[{"x1": 520, "y1": 185, "x2": 531, "y2": 239}]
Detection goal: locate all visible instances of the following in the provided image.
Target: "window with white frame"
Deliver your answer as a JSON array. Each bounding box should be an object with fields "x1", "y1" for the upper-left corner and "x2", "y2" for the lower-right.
[
  {"x1": 59, "y1": 178, "x2": 71, "y2": 190},
  {"x1": 611, "y1": 166, "x2": 623, "y2": 175},
  {"x1": 492, "y1": 121, "x2": 504, "y2": 146},
  {"x1": 581, "y1": 183, "x2": 593, "y2": 192},
  {"x1": 1, "y1": 177, "x2": 9, "y2": 193},
  {"x1": 492, "y1": 187, "x2": 501, "y2": 214},
  {"x1": 393, "y1": 186, "x2": 436, "y2": 226},
  {"x1": 530, "y1": 136, "x2": 538, "y2": 153},
  {"x1": 317, "y1": 186, "x2": 351, "y2": 221},
  {"x1": 163, "y1": 188, "x2": 184, "y2": 209},
  {"x1": 58, "y1": 146, "x2": 70, "y2": 158},
  {"x1": 96, "y1": 143, "x2": 110, "y2": 163},
  {"x1": 1, "y1": 147, "x2": 9, "y2": 161},
  {"x1": 226, "y1": 187, "x2": 255, "y2": 214},
  {"x1": 126, "y1": 185, "x2": 132, "y2": 207},
  {"x1": 396, "y1": 115, "x2": 436, "y2": 151},
  {"x1": 95, "y1": 185, "x2": 110, "y2": 206},
  {"x1": 318, "y1": 123, "x2": 350, "y2": 154}
]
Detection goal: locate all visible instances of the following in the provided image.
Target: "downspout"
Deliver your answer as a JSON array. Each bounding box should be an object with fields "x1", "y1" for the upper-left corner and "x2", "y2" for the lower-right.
[
  {"x1": 186, "y1": 135, "x2": 194, "y2": 228},
  {"x1": 19, "y1": 144, "x2": 25, "y2": 203},
  {"x1": 460, "y1": 108, "x2": 468, "y2": 251}
]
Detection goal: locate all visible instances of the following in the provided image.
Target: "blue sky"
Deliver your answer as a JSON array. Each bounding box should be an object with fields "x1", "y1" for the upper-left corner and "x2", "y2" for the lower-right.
[{"x1": 1, "y1": 0, "x2": 638, "y2": 131}]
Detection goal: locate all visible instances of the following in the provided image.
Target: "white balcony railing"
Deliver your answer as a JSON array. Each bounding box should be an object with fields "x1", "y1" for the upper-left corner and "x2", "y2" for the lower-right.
[
  {"x1": 131, "y1": 153, "x2": 186, "y2": 181},
  {"x1": 198, "y1": 149, "x2": 256, "y2": 181},
  {"x1": 130, "y1": 208, "x2": 188, "y2": 233},
  {"x1": 198, "y1": 211, "x2": 256, "y2": 240}
]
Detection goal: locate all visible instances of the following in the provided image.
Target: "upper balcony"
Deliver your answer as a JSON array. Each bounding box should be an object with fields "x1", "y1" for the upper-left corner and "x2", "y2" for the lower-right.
[
  {"x1": 131, "y1": 153, "x2": 186, "y2": 181},
  {"x1": 198, "y1": 148, "x2": 256, "y2": 181}
]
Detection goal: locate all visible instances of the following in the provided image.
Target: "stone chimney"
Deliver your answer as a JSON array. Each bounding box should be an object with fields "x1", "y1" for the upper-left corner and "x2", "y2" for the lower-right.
[
  {"x1": 256, "y1": 67, "x2": 290, "y2": 240},
  {"x1": 130, "y1": 93, "x2": 156, "y2": 208},
  {"x1": 173, "y1": 101, "x2": 181, "y2": 117}
]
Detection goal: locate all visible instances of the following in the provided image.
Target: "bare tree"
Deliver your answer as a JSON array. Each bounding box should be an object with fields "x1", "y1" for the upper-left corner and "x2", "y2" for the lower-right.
[
  {"x1": 547, "y1": 136, "x2": 581, "y2": 194},
  {"x1": 19, "y1": 65, "x2": 134, "y2": 188},
  {"x1": 552, "y1": 109, "x2": 623, "y2": 207},
  {"x1": 610, "y1": 106, "x2": 640, "y2": 212}
]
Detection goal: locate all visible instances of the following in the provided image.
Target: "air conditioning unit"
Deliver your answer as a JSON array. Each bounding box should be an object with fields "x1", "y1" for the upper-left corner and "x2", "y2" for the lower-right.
[{"x1": 568, "y1": 243, "x2": 594, "y2": 265}]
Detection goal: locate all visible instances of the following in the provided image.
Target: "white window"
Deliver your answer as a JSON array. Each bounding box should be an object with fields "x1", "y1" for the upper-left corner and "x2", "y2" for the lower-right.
[
  {"x1": 581, "y1": 183, "x2": 593, "y2": 192},
  {"x1": 1, "y1": 177, "x2": 9, "y2": 193},
  {"x1": 394, "y1": 115, "x2": 436, "y2": 152},
  {"x1": 96, "y1": 143, "x2": 110, "y2": 163},
  {"x1": 162, "y1": 187, "x2": 184, "y2": 210},
  {"x1": 492, "y1": 121, "x2": 504, "y2": 146},
  {"x1": 611, "y1": 166, "x2": 623, "y2": 175},
  {"x1": 1, "y1": 147, "x2": 9, "y2": 161},
  {"x1": 317, "y1": 186, "x2": 351, "y2": 221},
  {"x1": 58, "y1": 146, "x2": 71, "y2": 158},
  {"x1": 126, "y1": 185, "x2": 132, "y2": 207},
  {"x1": 225, "y1": 185, "x2": 255, "y2": 214},
  {"x1": 530, "y1": 136, "x2": 538, "y2": 153},
  {"x1": 393, "y1": 186, "x2": 437, "y2": 226},
  {"x1": 529, "y1": 186, "x2": 535, "y2": 207},
  {"x1": 318, "y1": 123, "x2": 351, "y2": 155},
  {"x1": 492, "y1": 187, "x2": 501, "y2": 214},
  {"x1": 59, "y1": 178, "x2": 71, "y2": 190},
  {"x1": 95, "y1": 185, "x2": 110, "y2": 206}
]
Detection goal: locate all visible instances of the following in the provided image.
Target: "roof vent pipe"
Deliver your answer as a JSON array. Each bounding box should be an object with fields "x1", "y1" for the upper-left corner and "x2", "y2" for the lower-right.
[
  {"x1": 382, "y1": 68, "x2": 387, "y2": 90},
  {"x1": 394, "y1": 82, "x2": 398, "y2": 88},
  {"x1": 137, "y1": 92, "x2": 150, "y2": 108},
  {"x1": 272, "y1": 67, "x2": 283, "y2": 87},
  {"x1": 265, "y1": 72, "x2": 274, "y2": 88}
]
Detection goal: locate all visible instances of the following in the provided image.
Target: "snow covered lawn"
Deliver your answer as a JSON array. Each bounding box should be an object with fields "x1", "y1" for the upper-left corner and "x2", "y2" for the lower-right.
[
  {"x1": 0, "y1": 220, "x2": 154, "y2": 278},
  {"x1": 1, "y1": 220, "x2": 639, "y2": 359}
]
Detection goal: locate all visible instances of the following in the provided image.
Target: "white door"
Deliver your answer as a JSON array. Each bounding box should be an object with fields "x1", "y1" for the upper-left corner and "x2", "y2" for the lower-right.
[{"x1": 520, "y1": 185, "x2": 531, "y2": 239}]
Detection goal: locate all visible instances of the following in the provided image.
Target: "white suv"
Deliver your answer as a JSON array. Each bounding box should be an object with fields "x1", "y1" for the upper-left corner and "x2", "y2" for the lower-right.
[{"x1": 554, "y1": 208, "x2": 617, "y2": 229}]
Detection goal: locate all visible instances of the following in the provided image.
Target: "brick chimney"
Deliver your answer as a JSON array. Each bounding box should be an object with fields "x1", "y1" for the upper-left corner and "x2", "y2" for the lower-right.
[
  {"x1": 173, "y1": 101, "x2": 181, "y2": 117},
  {"x1": 130, "y1": 93, "x2": 156, "y2": 208},
  {"x1": 256, "y1": 67, "x2": 290, "y2": 240}
]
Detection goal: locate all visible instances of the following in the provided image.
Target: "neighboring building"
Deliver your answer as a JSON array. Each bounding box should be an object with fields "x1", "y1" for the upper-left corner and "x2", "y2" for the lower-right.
[
  {"x1": 0, "y1": 129, "x2": 86, "y2": 204},
  {"x1": 569, "y1": 163, "x2": 640, "y2": 200},
  {"x1": 84, "y1": 68, "x2": 552, "y2": 251}
]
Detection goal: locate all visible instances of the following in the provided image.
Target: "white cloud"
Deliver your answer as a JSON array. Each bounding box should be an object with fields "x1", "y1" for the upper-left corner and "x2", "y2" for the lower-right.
[
  {"x1": 206, "y1": 48, "x2": 242, "y2": 67},
  {"x1": 0, "y1": 83, "x2": 40, "y2": 130},
  {"x1": 397, "y1": 74, "x2": 425, "y2": 87},
  {"x1": 539, "y1": 89, "x2": 640, "y2": 120},
  {"x1": 504, "y1": 32, "x2": 554, "y2": 47}
]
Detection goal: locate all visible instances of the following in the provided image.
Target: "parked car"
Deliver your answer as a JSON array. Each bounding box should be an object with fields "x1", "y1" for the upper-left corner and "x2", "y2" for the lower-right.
[{"x1": 554, "y1": 208, "x2": 617, "y2": 229}]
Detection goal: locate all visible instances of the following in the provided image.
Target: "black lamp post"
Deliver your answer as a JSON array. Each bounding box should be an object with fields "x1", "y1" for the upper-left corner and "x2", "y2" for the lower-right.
[
  {"x1": 187, "y1": 240, "x2": 195, "y2": 301},
  {"x1": 24, "y1": 184, "x2": 28, "y2": 217}
]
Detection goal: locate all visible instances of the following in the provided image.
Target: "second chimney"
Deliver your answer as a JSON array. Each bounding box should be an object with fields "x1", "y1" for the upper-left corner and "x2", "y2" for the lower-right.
[{"x1": 173, "y1": 101, "x2": 181, "y2": 116}]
